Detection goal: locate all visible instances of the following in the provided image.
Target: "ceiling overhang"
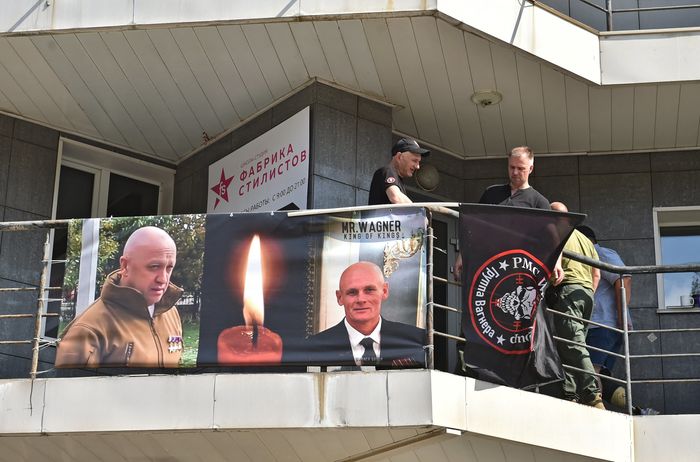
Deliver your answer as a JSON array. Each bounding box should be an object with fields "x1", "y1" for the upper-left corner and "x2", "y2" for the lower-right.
[{"x1": 2, "y1": 0, "x2": 700, "y2": 162}]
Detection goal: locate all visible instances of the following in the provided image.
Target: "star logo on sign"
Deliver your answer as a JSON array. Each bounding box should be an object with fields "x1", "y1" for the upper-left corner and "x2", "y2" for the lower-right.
[
  {"x1": 499, "y1": 260, "x2": 510, "y2": 271},
  {"x1": 210, "y1": 168, "x2": 234, "y2": 209},
  {"x1": 496, "y1": 335, "x2": 505, "y2": 345}
]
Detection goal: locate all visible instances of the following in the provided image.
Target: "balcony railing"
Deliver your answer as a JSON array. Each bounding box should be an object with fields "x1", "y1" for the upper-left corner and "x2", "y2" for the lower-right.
[
  {"x1": 1, "y1": 206, "x2": 699, "y2": 416},
  {"x1": 536, "y1": 0, "x2": 700, "y2": 31}
]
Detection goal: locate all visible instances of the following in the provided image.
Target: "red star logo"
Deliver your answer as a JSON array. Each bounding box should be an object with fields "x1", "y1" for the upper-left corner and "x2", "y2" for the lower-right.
[{"x1": 210, "y1": 168, "x2": 234, "y2": 209}]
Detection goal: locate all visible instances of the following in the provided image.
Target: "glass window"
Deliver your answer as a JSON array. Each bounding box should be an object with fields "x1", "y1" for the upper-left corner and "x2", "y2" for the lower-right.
[{"x1": 654, "y1": 207, "x2": 700, "y2": 309}]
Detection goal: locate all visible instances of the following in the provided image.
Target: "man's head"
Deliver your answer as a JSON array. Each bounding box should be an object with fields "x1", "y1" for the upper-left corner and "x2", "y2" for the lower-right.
[
  {"x1": 119, "y1": 226, "x2": 177, "y2": 306},
  {"x1": 391, "y1": 137, "x2": 430, "y2": 178},
  {"x1": 336, "y1": 261, "x2": 388, "y2": 335},
  {"x1": 550, "y1": 201, "x2": 568, "y2": 212},
  {"x1": 507, "y1": 146, "x2": 534, "y2": 190}
]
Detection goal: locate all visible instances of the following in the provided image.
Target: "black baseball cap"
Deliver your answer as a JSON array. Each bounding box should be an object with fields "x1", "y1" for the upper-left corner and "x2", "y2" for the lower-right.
[
  {"x1": 391, "y1": 137, "x2": 430, "y2": 157},
  {"x1": 577, "y1": 225, "x2": 597, "y2": 244}
]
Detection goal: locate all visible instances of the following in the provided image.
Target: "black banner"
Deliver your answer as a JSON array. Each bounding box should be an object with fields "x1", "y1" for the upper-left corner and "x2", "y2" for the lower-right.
[{"x1": 459, "y1": 204, "x2": 584, "y2": 388}]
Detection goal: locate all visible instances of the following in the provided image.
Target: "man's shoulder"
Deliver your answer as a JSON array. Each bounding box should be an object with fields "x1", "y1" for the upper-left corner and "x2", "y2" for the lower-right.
[
  {"x1": 479, "y1": 183, "x2": 509, "y2": 204},
  {"x1": 483, "y1": 183, "x2": 509, "y2": 194},
  {"x1": 520, "y1": 186, "x2": 550, "y2": 209},
  {"x1": 310, "y1": 321, "x2": 346, "y2": 342},
  {"x1": 381, "y1": 318, "x2": 425, "y2": 338},
  {"x1": 596, "y1": 245, "x2": 625, "y2": 265},
  {"x1": 570, "y1": 229, "x2": 598, "y2": 258},
  {"x1": 60, "y1": 297, "x2": 111, "y2": 338}
]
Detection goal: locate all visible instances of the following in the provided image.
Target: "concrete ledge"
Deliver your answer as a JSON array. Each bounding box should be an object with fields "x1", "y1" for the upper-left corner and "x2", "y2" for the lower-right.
[{"x1": 0, "y1": 369, "x2": 636, "y2": 461}]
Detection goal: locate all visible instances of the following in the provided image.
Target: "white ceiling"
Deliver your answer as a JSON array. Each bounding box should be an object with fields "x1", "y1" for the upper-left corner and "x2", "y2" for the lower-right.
[
  {"x1": 0, "y1": 427, "x2": 604, "y2": 462},
  {"x1": 1, "y1": 7, "x2": 699, "y2": 164}
]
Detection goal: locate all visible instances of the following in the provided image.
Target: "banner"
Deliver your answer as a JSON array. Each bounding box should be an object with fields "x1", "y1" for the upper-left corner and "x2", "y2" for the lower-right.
[
  {"x1": 459, "y1": 204, "x2": 584, "y2": 388},
  {"x1": 56, "y1": 208, "x2": 427, "y2": 369},
  {"x1": 207, "y1": 106, "x2": 310, "y2": 213}
]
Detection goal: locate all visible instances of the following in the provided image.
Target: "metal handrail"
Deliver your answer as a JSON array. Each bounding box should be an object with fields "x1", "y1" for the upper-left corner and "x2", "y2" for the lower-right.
[
  {"x1": 535, "y1": 0, "x2": 700, "y2": 31},
  {"x1": 560, "y1": 250, "x2": 700, "y2": 414},
  {"x1": 2, "y1": 208, "x2": 699, "y2": 416}
]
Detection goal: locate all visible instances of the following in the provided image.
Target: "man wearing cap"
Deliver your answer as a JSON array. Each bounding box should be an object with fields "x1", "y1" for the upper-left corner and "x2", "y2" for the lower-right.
[{"x1": 368, "y1": 137, "x2": 430, "y2": 205}]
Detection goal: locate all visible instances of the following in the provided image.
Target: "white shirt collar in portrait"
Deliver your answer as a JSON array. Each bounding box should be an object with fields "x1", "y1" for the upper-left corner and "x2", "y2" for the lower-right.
[{"x1": 344, "y1": 317, "x2": 382, "y2": 365}]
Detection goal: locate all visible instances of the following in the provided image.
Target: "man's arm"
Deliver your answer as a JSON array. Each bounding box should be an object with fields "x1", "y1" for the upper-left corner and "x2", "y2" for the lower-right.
[
  {"x1": 386, "y1": 185, "x2": 413, "y2": 204},
  {"x1": 552, "y1": 254, "x2": 565, "y2": 286},
  {"x1": 591, "y1": 267, "x2": 601, "y2": 292},
  {"x1": 55, "y1": 324, "x2": 101, "y2": 368},
  {"x1": 614, "y1": 276, "x2": 632, "y2": 328}
]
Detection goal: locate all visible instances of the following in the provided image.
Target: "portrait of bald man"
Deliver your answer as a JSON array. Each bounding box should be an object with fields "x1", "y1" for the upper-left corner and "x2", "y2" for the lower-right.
[
  {"x1": 307, "y1": 261, "x2": 426, "y2": 368},
  {"x1": 55, "y1": 226, "x2": 184, "y2": 368}
]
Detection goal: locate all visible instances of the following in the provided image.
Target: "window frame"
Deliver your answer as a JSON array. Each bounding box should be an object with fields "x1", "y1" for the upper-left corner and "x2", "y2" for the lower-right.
[
  {"x1": 52, "y1": 137, "x2": 175, "y2": 219},
  {"x1": 653, "y1": 205, "x2": 700, "y2": 311},
  {"x1": 45, "y1": 138, "x2": 176, "y2": 339}
]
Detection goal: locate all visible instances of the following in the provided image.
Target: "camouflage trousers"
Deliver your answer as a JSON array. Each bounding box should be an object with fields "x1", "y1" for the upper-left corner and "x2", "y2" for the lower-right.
[{"x1": 547, "y1": 283, "x2": 600, "y2": 403}]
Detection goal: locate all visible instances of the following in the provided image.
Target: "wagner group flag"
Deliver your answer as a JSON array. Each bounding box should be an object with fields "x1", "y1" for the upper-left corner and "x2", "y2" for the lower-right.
[{"x1": 459, "y1": 204, "x2": 585, "y2": 388}]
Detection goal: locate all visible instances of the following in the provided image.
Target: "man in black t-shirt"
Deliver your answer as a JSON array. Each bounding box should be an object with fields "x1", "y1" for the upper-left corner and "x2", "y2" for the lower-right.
[
  {"x1": 455, "y1": 146, "x2": 563, "y2": 283},
  {"x1": 368, "y1": 137, "x2": 430, "y2": 205},
  {"x1": 479, "y1": 146, "x2": 550, "y2": 209}
]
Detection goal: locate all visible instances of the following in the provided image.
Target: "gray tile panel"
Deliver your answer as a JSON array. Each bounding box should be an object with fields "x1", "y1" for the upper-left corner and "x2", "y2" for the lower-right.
[
  {"x1": 356, "y1": 118, "x2": 391, "y2": 190},
  {"x1": 533, "y1": 175, "x2": 579, "y2": 211},
  {"x1": 312, "y1": 104, "x2": 356, "y2": 185},
  {"x1": 534, "y1": 155, "x2": 579, "y2": 177},
  {"x1": 0, "y1": 114, "x2": 13, "y2": 138},
  {"x1": 0, "y1": 208, "x2": 46, "y2": 286},
  {"x1": 6, "y1": 140, "x2": 57, "y2": 217},
  {"x1": 0, "y1": 136, "x2": 11, "y2": 205},
  {"x1": 463, "y1": 158, "x2": 504, "y2": 180},
  {"x1": 579, "y1": 172, "x2": 653, "y2": 240},
  {"x1": 652, "y1": 171, "x2": 700, "y2": 207},
  {"x1": 312, "y1": 175, "x2": 356, "y2": 209},
  {"x1": 317, "y1": 84, "x2": 357, "y2": 116},
  {"x1": 650, "y1": 149, "x2": 700, "y2": 172},
  {"x1": 13, "y1": 119, "x2": 58, "y2": 150},
  {"x1": 579, "y1": 152, "x2": 650, "y2": 175}
]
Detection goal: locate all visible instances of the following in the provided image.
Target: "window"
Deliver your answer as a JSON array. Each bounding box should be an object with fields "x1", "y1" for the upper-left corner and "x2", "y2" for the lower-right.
[
  {"x1": 44, "y1": 138, "x2": 175, "y2": 338},
  {"x1": 654, "y1": 207, "x2": 700, "y2": 310}
]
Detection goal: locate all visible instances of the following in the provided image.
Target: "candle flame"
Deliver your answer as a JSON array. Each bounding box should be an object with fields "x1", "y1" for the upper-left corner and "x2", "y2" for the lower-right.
[{"x1": 243, "y1": 235, "x2": 264, "y2": 327}]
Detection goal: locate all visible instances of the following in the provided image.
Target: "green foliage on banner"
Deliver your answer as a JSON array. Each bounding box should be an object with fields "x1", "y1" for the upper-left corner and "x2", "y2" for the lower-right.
[
  {"x1": 64, "y1": 214, "x2": 206, "y2": 311},
  {"x1": 181, "y1": 320, "x2": 199, "y2": 367}
]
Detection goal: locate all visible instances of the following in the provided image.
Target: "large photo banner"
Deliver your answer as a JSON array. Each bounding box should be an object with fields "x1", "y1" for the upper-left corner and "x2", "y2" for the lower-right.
[
  {"x1": 56, "y1": 208, "x2": 427, "y2": 369},
  {"x1": 459, "y1": 204, "x2": 584, "y2": 388}
]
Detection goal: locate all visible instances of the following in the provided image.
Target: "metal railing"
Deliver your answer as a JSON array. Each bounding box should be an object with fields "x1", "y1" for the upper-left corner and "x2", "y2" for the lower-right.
[
  {"x1": 424, "y1": 203, "x2": 700, "y2": 415},
  {"x1": 2, "y1": 208, "x2": 699, "y2": 417},
  {"x1": 0, "y1": 219, "x2": 70, "y2": 379},
  {"x1": 536, "y1": 0, "x2": 700, "y2": 31},
  {"x1": 559, "y1": 250, "x2": 700, "y2": 415}
]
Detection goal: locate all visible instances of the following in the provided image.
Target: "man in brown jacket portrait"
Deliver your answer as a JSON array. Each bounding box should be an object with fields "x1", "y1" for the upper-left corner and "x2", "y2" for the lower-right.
[{"x1": 55, "y1": 226, "x2": 183, "y2": 368}]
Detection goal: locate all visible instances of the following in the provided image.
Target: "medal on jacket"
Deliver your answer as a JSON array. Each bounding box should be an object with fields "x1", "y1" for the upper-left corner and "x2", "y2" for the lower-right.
[{"x1": 168, "y1": 335, "x2": 183, "y2": 353}]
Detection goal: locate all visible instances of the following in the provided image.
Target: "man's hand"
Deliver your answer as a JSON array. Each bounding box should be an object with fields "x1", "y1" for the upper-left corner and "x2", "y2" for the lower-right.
[
  {"x1": 552, "y1": 259, "x2": 565, "y2": 286},
  {"x1": 453, "y1": 254, "x2": 463, "y2": 281}
]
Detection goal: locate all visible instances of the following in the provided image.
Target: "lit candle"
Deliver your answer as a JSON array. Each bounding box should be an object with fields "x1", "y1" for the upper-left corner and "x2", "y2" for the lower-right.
[{"x1": 217, "y1": 235, "x2": 283, "y2": 365}]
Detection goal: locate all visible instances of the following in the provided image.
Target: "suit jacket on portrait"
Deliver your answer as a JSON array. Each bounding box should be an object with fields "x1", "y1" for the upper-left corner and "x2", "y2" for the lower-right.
[{"x1": 305, "y1": 317, "x2": 426, "y2": 368}]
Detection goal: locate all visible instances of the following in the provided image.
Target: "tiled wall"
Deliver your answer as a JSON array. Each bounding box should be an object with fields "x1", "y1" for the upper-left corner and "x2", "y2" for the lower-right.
[{"x1": 0, "y1": 115, "x2": 59, "y2": 377}]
